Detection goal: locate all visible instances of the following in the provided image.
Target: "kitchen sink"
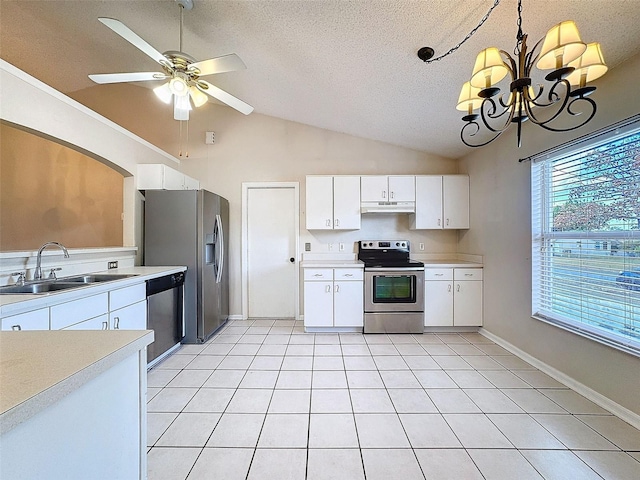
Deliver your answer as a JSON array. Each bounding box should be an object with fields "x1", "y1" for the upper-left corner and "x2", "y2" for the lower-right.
[
  {"x1": 0, "y1": 282, "x2": 83, "y2": 294},
  {"x1": 63, "y1": 274, "x2": 139, "y2": 283}
]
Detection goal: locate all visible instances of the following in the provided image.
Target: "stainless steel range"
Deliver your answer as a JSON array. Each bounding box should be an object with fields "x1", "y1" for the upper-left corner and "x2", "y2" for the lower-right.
[{"x1": 358, "y1": 240, "x2": 424, "y2": 334}]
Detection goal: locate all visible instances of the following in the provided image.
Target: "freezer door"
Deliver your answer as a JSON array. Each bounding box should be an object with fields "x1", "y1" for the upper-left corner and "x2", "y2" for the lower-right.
[{"x1": 199, "y1": 190, "x2": 221, "y2": 340}]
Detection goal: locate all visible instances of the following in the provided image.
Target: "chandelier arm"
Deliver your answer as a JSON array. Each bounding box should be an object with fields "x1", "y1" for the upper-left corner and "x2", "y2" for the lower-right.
[
  {"x1": 479, "y1": 96, "x2": 517, "y2": 134},
  {"x1": 534, "y1": 95, "x2": 598, "y2": 133},
  {"x1": 461, "y1": 120, "x2": 503, "y2": 147},
  {"x1": 527, "y1": 78, "x2": 572, "y2": 126}
]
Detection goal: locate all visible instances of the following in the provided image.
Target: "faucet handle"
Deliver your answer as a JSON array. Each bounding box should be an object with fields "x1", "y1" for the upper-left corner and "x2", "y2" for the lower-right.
[
  {"x1": 48, "y1": 268, "x2": 62, "y2": 280},
  {"x1": 11, "y1": 271, "x2": 26, "y2": 285}
]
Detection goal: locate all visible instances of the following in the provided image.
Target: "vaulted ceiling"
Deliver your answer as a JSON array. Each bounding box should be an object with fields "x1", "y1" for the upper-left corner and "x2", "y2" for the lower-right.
[{"x1": 2, "y1": 0, "x2": 640, "y2": 159}]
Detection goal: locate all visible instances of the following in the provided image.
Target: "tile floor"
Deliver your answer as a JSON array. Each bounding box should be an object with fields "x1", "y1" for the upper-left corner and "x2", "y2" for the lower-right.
[{"x1": 146, "y1": 319, "x2": 640, "y2": 479}]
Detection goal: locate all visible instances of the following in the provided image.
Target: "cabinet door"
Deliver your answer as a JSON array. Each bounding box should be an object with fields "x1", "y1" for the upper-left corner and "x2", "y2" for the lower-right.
[
  {"x1": 183, "y1": 175, "x2": 200, "y2": 190},
  {"x1": 443, "y1": 175, "x2": 470, "y2": 229},
  {"x1": 424, "y1": 281, "x2": 453, "y2": 326},
  {"x1": 388, "y1": 176, "x2": 415, "y2": 201},
  {"x1": 1, "y1": 308, "x2": 50, "y2": 331},
  {"x1": 333, "y1": 176, "x2": 361, "y2": 230},
  {"x1": 303, "y1": 281, "x2": 334, "y2": 327},
  {"x1": 62, "y1": 314, "x2": 110, "y2": 330},
  {"x1": 163, "y1": 166, "x2": 185, "y2": 190},
  {"x1": 110, "y1": 283, "x2": 146, "y2": 311},
  {"x1": 413, "y1": 176, "x2": 443, "y2": 229},
  {"x1": 360, "y1": 176, "x2": 388, "y2": 201},
  {"x1": 454, "y1": 281, "x2": 483, "y2": 326},
  {"x1": 333, "y1": 281, "x2": 363, "y2": 327},
  {"x1": 111, "y1": 300, "x2": 147, "y2": 330},
  {"x1": 306, "y1": 176, "x2": 334, "y2": 230}
]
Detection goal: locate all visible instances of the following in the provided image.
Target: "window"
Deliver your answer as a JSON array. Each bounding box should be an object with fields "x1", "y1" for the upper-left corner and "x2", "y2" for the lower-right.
[{"x1": 531, "y1": 118, "x2": 640, "y2": 355}]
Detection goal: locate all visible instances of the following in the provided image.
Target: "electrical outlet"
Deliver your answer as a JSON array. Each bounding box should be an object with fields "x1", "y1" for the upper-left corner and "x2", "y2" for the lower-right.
[
  {"x1": 108, "y1": 261, "x2": 118, "y2": 269},
  {"x1": 419, "y1": 243, "x2": 425, "y2": 251},
  {"x1": 305, "y1": 242, "x2": 311, "y2": 252},
  {"x1": 339, "y1": 243, "x2": 345, "y2": 251}
]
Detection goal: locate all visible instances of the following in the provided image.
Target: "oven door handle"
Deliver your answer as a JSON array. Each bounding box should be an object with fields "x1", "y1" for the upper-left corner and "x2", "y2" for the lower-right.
[{"x1": 366, "y1": 267, "x2": 424, "y2": 272}]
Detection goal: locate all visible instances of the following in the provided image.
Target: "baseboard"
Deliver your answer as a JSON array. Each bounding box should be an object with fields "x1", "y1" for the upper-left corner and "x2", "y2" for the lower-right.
[
  {"x1": 228, "y1": 314, "x2": 244, "y2": 321},
  {"x1": 480, "y1": 328, "x2": 640, "y2": 430}
]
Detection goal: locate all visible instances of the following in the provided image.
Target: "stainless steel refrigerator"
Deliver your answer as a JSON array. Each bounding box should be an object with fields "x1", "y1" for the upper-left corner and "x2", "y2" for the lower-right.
[{"x1": 144, "y1": 189, "x2": 229, "y2": 343}]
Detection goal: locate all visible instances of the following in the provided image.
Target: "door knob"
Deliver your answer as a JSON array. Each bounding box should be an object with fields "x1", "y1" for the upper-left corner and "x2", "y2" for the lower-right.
[{"x1": 289, "y1": 257, "x2": 295, "y2": 263}]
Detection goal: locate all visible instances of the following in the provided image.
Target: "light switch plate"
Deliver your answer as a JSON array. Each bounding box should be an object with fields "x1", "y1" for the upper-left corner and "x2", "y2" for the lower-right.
[
  {"x1": 339, "y1": 243, "x2": 345, "y2": 251},
  {"x1": 108, "y1": 261, "x2": 118, "y2": 269},
  {"x1": 419, "y1": 243, "x2": 425, "y2": 251},
  {"x1": 305, "y1": 242, "x2": 311, "y2": 252}
]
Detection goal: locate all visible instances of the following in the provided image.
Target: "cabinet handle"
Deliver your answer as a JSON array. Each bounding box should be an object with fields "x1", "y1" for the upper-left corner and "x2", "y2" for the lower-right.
[
  {"x1": 447, "y1": 284, "x2": 451, "y2": 292},
  {"x1": 326, "y1": 219, "x2": 331, "y2": 227},
  {"x1": 464, "y1": 273, "x2": 474, "y2": 277},
  {"x1": 335, "y1": 218, "x2": 340, "y2": 227},
  {"x1": 382, "y1": 191, "x2": 386, "y2": 199},
  {"x1": 335, "y1": 284, "x2": 340, "y2": 293},
  {"x1": 114, "y1": 317, "x2": 120, "y2": 329},
  {"x1": 102, "y1": 321, "x2": 109, "y2": 330},
  {"x1": 314, "y1": 273, "x2": 323, "y2": 277},
  {"x1": 390, "y1": 191, "x2": 395, "y2": 199},
  {"x1": 12, "y1": 325, "x2": 21, "y2": 331},
  {"x1": 437, "y1": 219, "x2": 441, "y2": 226},
  {"x1": 456, "y1": 284, "x2": 461, "y2": 292},
  {"x1": 325, "y1": 285, "x2": 331, "y2": 293},
  {"x1": 344, "y1": 273, "x2": 353, "y2": 277},
  {"x1": 434, "y1": 273, "x2": 444, "y2": 277},
  {"x1": 446, "y1": 218, "x2": 450, "y2": 226}
]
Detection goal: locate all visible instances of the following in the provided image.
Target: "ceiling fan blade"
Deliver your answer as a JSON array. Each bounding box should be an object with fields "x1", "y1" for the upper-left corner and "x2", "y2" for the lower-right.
[
  {"x1": 198, "y1": 81, "x2": 254, "y2": 115},
  {"x1": 88, "y1": 72, "x2": 167, "y2": 84},
  {"x1": 190, "y1": 54, "x2": 247, "y2": 76},
  {"x1": 98, "y1": 17, "x2": 166, "y2": 64}
]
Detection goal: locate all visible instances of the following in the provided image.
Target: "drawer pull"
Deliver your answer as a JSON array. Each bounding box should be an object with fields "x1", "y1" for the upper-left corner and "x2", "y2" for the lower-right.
[
  {"x1": 12, "y1": 325, "x2": 22, "y2": 331},
  {"x1": 448, "y1": 285, "x2": 451, "y2": 292},
  {"x1": 314, "y1": 273, "x2": 323, "y2": 277},
  {"x1": 344, "y1": 274, "x2": 353, "y2": 277},
  {"x1": 434, "y1": 273, "x2": 444, "y2": 277},
  {"x1": 465, "y1": 273, "x2": 474, "y2": 277}
]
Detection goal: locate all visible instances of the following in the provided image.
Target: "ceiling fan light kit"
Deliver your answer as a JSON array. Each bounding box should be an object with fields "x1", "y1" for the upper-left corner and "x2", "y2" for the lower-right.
[
  {"x1": 457, "y1": 0, "x2": 607, "y2": 148},
  {"x1": 88, "y1": 0, "x2": 253, "y2": 122}
]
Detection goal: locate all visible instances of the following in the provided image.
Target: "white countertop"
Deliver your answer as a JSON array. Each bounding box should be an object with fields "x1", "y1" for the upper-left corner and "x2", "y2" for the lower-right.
[
  {"x1": 0, "y1": 266, "x2": 186, "y2": 317},
  {"x1": 0, "y1": 329, "x2": 153, "y2": 434},
  {"x1": 419, "y1": 260, "x2": 484, "y2": 268},
  {"x1": 301, "y1": 260, "x2": 364, "y2": 268}
]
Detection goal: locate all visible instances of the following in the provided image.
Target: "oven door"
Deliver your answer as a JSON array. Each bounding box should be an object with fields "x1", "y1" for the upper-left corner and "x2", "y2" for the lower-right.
[{"x1": 364, "y1": 268, "x2": 424, "y2": 312}]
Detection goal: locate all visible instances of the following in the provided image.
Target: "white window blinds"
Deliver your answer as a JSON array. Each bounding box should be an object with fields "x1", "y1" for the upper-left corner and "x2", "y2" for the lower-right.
[{"x1": 531, "y1": 118, "x2": 640, "y2": 355}]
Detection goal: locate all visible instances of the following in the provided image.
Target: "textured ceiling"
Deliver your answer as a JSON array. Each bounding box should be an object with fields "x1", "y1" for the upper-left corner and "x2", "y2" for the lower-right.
[{"x1": 2, "y1": 0, "x2": 640, "y2": 159}]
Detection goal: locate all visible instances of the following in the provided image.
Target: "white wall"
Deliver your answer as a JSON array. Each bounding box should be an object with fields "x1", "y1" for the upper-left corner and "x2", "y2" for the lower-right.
[{"x1": 457, "y1": 52, "x2": 640, "y2": 416}]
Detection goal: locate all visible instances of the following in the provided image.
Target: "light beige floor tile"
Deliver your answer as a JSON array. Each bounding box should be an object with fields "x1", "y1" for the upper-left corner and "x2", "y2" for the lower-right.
[
  {"x1": 288, "y1": 334, "x2": 315, "y2": 345},
  {"x1": 238, "y1": 369, "x2": 279, "y2": 389},
  {"x1": 388, "y1": 389, "x2": 438, "y2": 413},
  {"x1": 422, "y1": 344, "x2": 456, "y2": 355},
  {"x1": 202, "y1": 369, "x2": 245, "y2": 388},
  {"x1": 361, "y1": 448, "x2": 424, "y2": 480},
  {"x1": 166, "y1": 369, "x2": 214, "y2": 388},
  {"x1": 380, "y1": 370, "x2": 421, "y2": 388},
  {"x1": 308, "y1": 413, "x2": 359, "y2": 448},
  {"x1": 373, "y1": 355, "x2": 410, "y2": 370},
  {"x1": 577, "y1": 414, "x2": 640, "y2": 450},
  {"x1": 183, "y1": 388, "x2": 235, "y2": 412},
  {"x1": 492, "y1": 354, "x2": 536, "y2": 370},
  {"x1": 629, "y1": 452, "x2": 640, "y2": 462},
  {"x1": 217, "y1": 355, "x2": 254, "y2": 370},
  {"x1": 346, "y1": 370, "x2": 385, "y2": 389},
  {"x1": 210, "y1": 334, "x2": 242, "y2": 344},
  {"x1": 155, "y1": 353, "x2": 196, "y2": 369},
  {"x1": 270, "y1": 326, "x2": 294, "y2": 334},
  {"x1": 488, "y1": 413, "x2": 566, "y2": 449},
  {"x1": 521, "y1": 450, "x2": 603, "y2": 480},
  {"x1": 474, "y1": 343, "x2": 511, "y2": 355},
  {"x1": 459, "y1": 332, "x2": 494, "y2": 344},
  {"x1": 364, "y1": 334, "x2": 392, "y2": 344},
  {"x1": 206, "y1": 413, "x2": 265, "y2": 447},
  {"x1": 247, "y1": 449, "x2": 307, "y2": 480},
  {"x1": 448, "y1": 343, "x2": 485, "y2": 355},
  {"x1": 433, "y1": 355, "x2": 473, "y2": 370},
  {"x1": 147, "y1": 387, "x2": 162, "y2": 402},
  {"x1": 273, "y1": 320, "x2": 296, "y2": 326},
  {"x1": 343, "y1": 356, "x2": 377, "y2": 370},
  {"x1": 575, "y1": 451, "x2": 640, "y2": 480},
  {"x1": 399, "y1": 413, "x2": 461, "y2": 448},
  {"x1": 179, "y1": 343, "x2": 211, "y2": 353},
  {"x1": 249, "y1": 355, "x2": 284, "y2": 370},
  {"x1": 185, "y1": 355, "x2": 225, "y2": 370},
  {"x1": 307, "y1": 449, "x2": 365, "y2": 480},
  {"x1": 414, "y1": 334, "x2": 444, "y2": 344},
  {"x1": 286, "y1": 344, "x2": 315, "y2": 356},
  {"x1": 403, "y1": 355, "x2": 440, "y2": 370},
  {"x1": 350, "y1": 388, "x2": 395, "y2": 413},
  {"x1": 311, "y1": 389, "x2": 353, "y2": 413},
  {"x1": 339, "y1": 333, "x2": 367, "y2": 345},
  {"x1": 355, "y1": 414, "x2": 410, "y2": 448},
  {"x1": 464, "y1": 388, "x2": 524, "y2": 413},
  {"x1": 436, "y1": 333, "x2": 470, "y2": 344},
  {"x1": 427, "y1": 389, "x2": 481, "y2": 413},
  {"x1": 313, "y1": 356, "x2": 344, "y2": 370},
  {"x1": 258, "y1": 413, "x2": 309, "y2": 447},
  {"x1": 395, "y1": 344, "x2": 429, "y2": 356},
  {"x1": 512, "y1": 370, "x2": 568, "y2": 388},
  {"x1": 282, "y1": 355, "x2": 314, "y2": 370},
  {"x1": 147, "y1": 412, "x2": 178, "y2": 446},
  {"x1": 147, "y1": 369, "x2": 180, "y2": 388},
  {"x1": 246, "y1": 326, "x2": 270, "y2": 335},
  {"x1": 414, "y1": 370, "x2": 457, "y2": 389},
  {"x1": 268, "y1": 389, "x2": 311, "y2": 413},
  {"x1": 263, "y1": 334, "x2": 291, "y2": 345},
  {"x1": 147, "y1": 447, "x2": 200, "y2": 480},
  {"x1": 443, "y1": 414, "x2": 513, "y2": 448},
  {"x1": 229, "y1": 343, "x2": 260, "y2": 356},
  {"x1": 541, "y1": 389, "x2": 610, "y2": 414},
  {"x1": 256, "y1": 344, "x2": 287, "y2": 356},
  {"x1": 502, "y1": 389, "x2": 568, "y2": 413},
  {"x1": 314, "y1": 344, "x2": 342, "y2": 356},
  {"x1": 226, "y1": 388, "x2": 273, "y2": 413},
  {"x1": 462, "y1": 355, "x2": 505, "y2": 370},
  {"x1": 224, "y1": 326, "x2": 249, "y2": 335},
  {"x1": 447, "y1": 370, "x2": 495, "y2": 388},
  {"x1": 252, "y1": 319, "x2": 275, "y2": 327},
  {"x1": 157, "y1": 412, "x2": 221, "y2": 447},
  {"x1": 315, "y1": 334, "x2": 340, "y2": 344},
  {"x1": 312, "y1": 370, "x2": 348, "y2": 388},
  {"x1": 187, "y1": 447, "x2": 253, "y2": 480},
  {"x1": 368, "y1": 344, "x2": 400, "y2": 355},
  {"x1": 201, "y1": 343, "x2": 233, "y2": 355},
  {"x1": 533, "y1": 414, "x2": 619, "y2": 450},
  {"x1": 479, "y1": 369, "x2": 532, "y2": 388},
  {"x1": 237, "y1": 334, "x2": 266, "y2": 344},
  {"x1": 468, "y1": 449, "x2": 543, "y2": 480},
  {"x1": 415, "y1": 449, "x2": 483, "y2": 480},
  {"x1": 341, "y1": 345, "x2": 371, "y2": 356},
  {"x1": 388, "y1": 334, "x2": 419, "y2": 344},
  {"x1": 147, "y1": 387, "x2": 198, "y2": 412},
  {"x1": 276, "y1": 370, "x2": 313, "y2": 389}
]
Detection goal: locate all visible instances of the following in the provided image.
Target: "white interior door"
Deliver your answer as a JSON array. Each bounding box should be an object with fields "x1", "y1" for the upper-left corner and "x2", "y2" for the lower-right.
[{"x1": 245, "y1": 184, "x2": 298, "y2": 318}]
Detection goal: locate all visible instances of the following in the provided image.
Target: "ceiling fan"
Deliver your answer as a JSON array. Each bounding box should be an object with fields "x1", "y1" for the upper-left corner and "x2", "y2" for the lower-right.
[{"x1": 88, "y1": 0, "x2": 253, "y2": 121}]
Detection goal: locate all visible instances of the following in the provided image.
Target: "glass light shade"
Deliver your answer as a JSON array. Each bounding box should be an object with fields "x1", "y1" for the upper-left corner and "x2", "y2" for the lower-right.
[
  {"x1": 566, "y1": 42, "x2": 608, "y2": 87},
  {"x1": 536, "y1": 20, "x2": 587, "y2": 70},
  {"x1": 173, "y1": 94, "x2": 191, "y2": 121},
  {"x1": 470, "y1": 47, "x2": 509, "y2": 88},
  {"x1": 153, "y1": 83, "x2": 173, "y2": 104},
  {"x1": 189, "y1": 86, "x2": 209, "y2": 107},
  {"x1": 169, "y1": 76, "x2": 189, "y2": 97},
  {"x1": 456, "y1": 81, "x2": 483, "y2": 111}
]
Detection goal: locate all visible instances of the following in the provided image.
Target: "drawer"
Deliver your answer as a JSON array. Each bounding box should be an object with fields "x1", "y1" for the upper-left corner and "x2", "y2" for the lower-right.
[
  {"x1": 303, "y1": 269, "x2": 333, "y2": 281},
  {"x1": 424, "y1": 268, "x2": 453, "y2": 281},
  {"x1": 50, "y1": 293, "x2": 109, "y2": 330},
  {"x1": 109, "y1": 283, "x2": 146, "y2": 311},
  {"x1": 1, "y1": 308, "x2": 50, "y2": 331},
  {"x1": 334, "y1": 268, "x2": 363, "y2": 281},
  {"x1": 454, "y1": 268, "x2": 483, "y2": 281},
  {"x1": 62, "y1": 314, "x2": 109, "y2": 331}
]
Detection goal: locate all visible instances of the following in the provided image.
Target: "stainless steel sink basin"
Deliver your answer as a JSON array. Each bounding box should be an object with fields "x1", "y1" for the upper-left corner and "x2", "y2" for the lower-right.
[
  {"x1": 0, "y1": 282, "x2": 82, "y2": 294},
  {"x1": 63, "y1": 274, "x2": 139, "y2": 283}
]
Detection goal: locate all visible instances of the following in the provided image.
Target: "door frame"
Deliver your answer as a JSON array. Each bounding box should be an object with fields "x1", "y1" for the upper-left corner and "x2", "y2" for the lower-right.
[{"x1": 241, "y1": 182, "x2": 300, "y2": 320}]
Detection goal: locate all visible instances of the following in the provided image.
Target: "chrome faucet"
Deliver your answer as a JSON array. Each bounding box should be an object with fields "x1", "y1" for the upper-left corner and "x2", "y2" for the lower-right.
[{"x1": 34, "y1": 242, "x2": 69, "y2": 280}]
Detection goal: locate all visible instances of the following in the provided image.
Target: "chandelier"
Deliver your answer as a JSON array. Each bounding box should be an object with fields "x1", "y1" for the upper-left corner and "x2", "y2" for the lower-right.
[{"x1": 456, "y1": 0, "x2": 607, "y2": 148}]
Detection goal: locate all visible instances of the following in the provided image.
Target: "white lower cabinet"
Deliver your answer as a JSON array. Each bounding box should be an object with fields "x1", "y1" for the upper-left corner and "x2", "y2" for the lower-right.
[
  {"x1": 51, "y1": 293, "x2": 109, "y2": 330},
  {"x1": 1, "y1": 308, "x2": 49, "y2": 331},
  {"x1": 110, "y1": 300, "x2": 146, "y2": 330},
  {"x1": 303, "y1": 268, "x2": 363, "y2": 328},
  {"x1": 62, "y1": 314, "x2": 109, "y2": 331},
  {"x1": 424, "y1": 268, "x2": 483, "y2": 326}
]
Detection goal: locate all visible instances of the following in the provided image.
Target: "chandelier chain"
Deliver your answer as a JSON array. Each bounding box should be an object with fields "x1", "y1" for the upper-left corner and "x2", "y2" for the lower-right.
[
  {"x1": 421, "y1": 0, "x2": 501, "y2": 64},
  {"x1": 515, "y1": 0, "x2": 524, "y2": 55}
]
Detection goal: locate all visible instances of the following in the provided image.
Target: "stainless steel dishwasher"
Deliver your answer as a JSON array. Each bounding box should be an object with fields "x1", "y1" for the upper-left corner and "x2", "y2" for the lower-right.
[{"x1": 146, "y1": 272, "x2": 185, "y2": 366}]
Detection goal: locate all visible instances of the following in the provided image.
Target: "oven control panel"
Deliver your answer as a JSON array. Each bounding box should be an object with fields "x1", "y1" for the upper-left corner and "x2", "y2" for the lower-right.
[{"x1": 359, "y1": 240, "x2": 409, "y2": 251}]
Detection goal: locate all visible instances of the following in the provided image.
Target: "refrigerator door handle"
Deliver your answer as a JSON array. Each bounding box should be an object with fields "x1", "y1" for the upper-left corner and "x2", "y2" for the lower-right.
[{"x1": 215, "y1": 214, "x2": 224, "y2": 284}]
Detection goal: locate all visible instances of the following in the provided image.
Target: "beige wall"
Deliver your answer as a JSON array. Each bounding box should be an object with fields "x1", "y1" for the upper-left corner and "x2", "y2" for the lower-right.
[
  {"x1": 0, "y1": 123, "x2": 124, "y2": 250},
  {"x1": 457, "y1": 52, "x2": 640, "y2": 416}
]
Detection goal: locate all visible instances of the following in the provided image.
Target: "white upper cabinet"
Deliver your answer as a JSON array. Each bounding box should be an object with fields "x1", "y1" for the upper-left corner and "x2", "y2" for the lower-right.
[
  {"x1": 411, "y1": 175, "x2": 469, "y2": 229},
  {"x1": 361, "y1": 175, "x2": 415, "y2": 202},
  {"x1": 306, "y1": 176, "x2": 360, "y2": 230},
  {"x1": 136, "y1": 164, "x2": 200, "y2": 190}
]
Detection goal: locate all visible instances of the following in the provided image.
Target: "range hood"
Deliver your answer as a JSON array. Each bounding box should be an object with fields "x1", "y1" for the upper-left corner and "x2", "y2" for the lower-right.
[{"x1": 361, "y1": 201, "x2": 415, "y2": 214}]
